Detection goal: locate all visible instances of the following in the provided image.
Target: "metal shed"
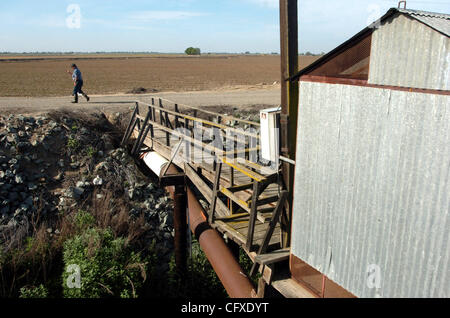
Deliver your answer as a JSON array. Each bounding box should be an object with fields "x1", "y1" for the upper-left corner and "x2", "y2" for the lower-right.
[{"x1": 290, "y1": 7, "x2": 449, "y2": 298}]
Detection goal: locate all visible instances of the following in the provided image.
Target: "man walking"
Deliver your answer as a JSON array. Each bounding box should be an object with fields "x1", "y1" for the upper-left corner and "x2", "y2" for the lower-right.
[{"x1": 67, "y1": 64, "x2": 89, "y2": 103}]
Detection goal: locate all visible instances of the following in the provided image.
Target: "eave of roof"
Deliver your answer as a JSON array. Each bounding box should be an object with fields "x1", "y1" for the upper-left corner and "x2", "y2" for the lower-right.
[{"x1": 292, "y1": 7, "x2": 450, "y2": 81}]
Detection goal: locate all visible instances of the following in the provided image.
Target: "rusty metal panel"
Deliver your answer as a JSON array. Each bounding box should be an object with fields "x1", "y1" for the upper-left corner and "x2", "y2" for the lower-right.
[
  {"x1": 292, "y1": 81, "x2": 450, "y2": 298},
  {"x1": 369, "y1": 13, "x2": 450, "y2": 91}
]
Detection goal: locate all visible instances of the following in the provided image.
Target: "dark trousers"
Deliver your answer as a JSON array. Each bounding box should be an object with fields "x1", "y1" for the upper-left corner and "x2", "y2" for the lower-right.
[{"x1": 73, "y1": 80, "x2": 86, "y2": 101}]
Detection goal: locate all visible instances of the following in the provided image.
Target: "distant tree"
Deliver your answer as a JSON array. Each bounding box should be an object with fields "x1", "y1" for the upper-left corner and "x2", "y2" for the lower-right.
[
  {"x1": 185, "y1": 47, "x2": 201, "y2": 56},
  {"x1": 245, "y1": 51, "x2": 251, "y2": 55}
]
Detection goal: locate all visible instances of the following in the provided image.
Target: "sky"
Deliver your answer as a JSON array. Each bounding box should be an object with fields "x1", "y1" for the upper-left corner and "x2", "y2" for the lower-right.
[{"x1": 0, "y1": 0, "x2": 449, "y2": 53}]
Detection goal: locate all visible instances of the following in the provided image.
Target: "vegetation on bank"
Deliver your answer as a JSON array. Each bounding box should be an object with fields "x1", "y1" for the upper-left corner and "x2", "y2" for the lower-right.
[{"x1": 0, "y1": 200, "x2": 233, "y2": 298}]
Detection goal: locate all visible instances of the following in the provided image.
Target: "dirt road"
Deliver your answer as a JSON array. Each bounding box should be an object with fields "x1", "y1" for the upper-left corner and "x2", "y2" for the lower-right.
[{"x1": 0, "y1": 86, "x2": 280, "y2": 116}]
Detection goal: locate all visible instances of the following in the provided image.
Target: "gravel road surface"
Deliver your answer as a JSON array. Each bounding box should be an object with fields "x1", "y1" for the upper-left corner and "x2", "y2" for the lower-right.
[{"x1": 0, "y1": 87, "x2": 280, "y2": 115}]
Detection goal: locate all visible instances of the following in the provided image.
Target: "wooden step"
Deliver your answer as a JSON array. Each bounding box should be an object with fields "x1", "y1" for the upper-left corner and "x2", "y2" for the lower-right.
[
  {"x1": 220, "y1": 187, "x2": 251, "y2": 212},
  {"x1": 248, "y1": 194, "x2": 280, "y2": 208},
  {"x1": 257, "y1": 210, "x2": 274, "y2": 223},
  {"x1": 227, "y1": 183, "x2": 254, "y2": 193},
  {"x1": 255, "y1": 248, "x2": 290, "y2": 266}
]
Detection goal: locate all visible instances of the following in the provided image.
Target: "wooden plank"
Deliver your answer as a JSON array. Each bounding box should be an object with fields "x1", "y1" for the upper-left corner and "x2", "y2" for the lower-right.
[
  {"x1": 257, "y1": 278, "x2": 267, "y2": 298},
  {"x1": 237, "y1": 226, "x2": 281, "y2": 242},
  {"x1": 227, "y1": 183, "x2": 254, "y2": 193},
  {"x1": 246, "y1": 251, "x2": 275, "y2": 284},
  {"x1": 255, "y1": 248, "x2": 290, "y2": 265},
  {"x1": 220, "y1": 187, "x2": 250, "y2": 213},
  {"x1": 271, "y1": 278, "x2": 318, "y2": 298},
  {"x1": 257, "y1": 211, "x2": 273, "y2": 223},
  {"x1": 214, "y1": 221, "x2": 247, "y2": 245},
  {"x1": 248, "y1": 194, "x2": 279, "y2": 208},
  {"x1": 222, "y1": 158, "x2": 266, "y2": 182},
  {"x1": 246, "y1": 180, "x2": 260, "y2": 251},
  {"x1": 215, "y1": 213, "x2": 249, "y2": 221},
  {"x1": 237, "y1": 158, "x2": 278, "y2": 176},
  {"x1": 209, "y1": 162, "x2": 223, "y2": 223}
]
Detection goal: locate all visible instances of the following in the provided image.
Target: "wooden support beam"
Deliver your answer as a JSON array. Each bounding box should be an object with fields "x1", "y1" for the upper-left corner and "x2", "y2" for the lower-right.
[
  {"x1": 257, "y1": 278, "x2": 267, "y2": 298},
  {"x1": 209, "y1": 162, "x2": 223, "y2": 224},
  {"x1": 246, "y1": 180, "x2": 260, "y2": 251},
  {"x1": 121, "y1": 105, "x2": 138, "y2": 146},
  {"x1": 132, "y1": 110, "x2": 151, "y2": 155},
  {"x1": 255, "y1": 248, "x2": 290, "y2": 266},
  {"x1": 250, "y1": 191, "x2": 288, "y2": 276},
  {"x1": 279, "y1": 0, "x2": 299, "y2": 248},
  {"x1": 248, "y1": 194, "x2": 280, "y2": 208},
  {"x1": 161, "y1": 139, "x2": 183, "y2": 177},
  {"x1": 174, "y1": 185, "x2": 188, "y2": 274},
  {"x1": 227, "y1": 183, "x2": 254, "y2": 193}
]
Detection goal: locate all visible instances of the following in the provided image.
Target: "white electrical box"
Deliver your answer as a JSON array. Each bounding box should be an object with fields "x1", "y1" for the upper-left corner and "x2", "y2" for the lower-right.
[{"x1": 260, "y1": 107, "x2": 281, "y2": 163}]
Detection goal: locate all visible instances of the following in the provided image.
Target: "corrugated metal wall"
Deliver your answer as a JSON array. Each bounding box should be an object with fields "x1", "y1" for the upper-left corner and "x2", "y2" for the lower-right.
[
  {"x1": 369, "y1": 13, "x2": 450, "y2": 91},
  {"x1": 292, "y1": 81, "x2": 449, "y2": 298}
]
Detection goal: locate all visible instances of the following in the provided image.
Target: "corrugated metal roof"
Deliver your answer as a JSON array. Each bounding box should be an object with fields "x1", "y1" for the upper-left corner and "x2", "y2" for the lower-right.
[
  {"x1": 292, "y1": 81, "x2": 450, "y2": 298},
  {"x1": 398, "y1": 9, "x2": 450, "y2": 36},
  {"x1": 368, "y1": 13, "x2": 450, "y2": 90},
  {"x1": 293, "y1": 7, "x2": 450, "y2": 81}
]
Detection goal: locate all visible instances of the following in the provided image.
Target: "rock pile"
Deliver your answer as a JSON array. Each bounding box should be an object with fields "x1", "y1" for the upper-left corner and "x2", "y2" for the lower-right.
[{"x1": 0, "y1": 112, "x2": 174, "y2": 264}]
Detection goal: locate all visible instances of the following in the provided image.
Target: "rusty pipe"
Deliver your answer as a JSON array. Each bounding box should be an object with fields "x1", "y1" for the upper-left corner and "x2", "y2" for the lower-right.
[
  {"x1": 157, "y1": 160, "x2": 256, "y2": 298},
  {"x1": 185, "y1": 186, "x2": 256, "y2": 298}
]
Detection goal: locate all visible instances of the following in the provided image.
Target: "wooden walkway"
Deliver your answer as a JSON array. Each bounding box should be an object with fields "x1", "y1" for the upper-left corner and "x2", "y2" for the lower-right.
[{"x1": 122, "y1": 97, "x2": 290, "y2": 280}]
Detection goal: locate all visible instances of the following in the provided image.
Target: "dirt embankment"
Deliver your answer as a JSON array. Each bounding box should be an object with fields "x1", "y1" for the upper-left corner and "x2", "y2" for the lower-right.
[{"x1": 0, "y1": 111, "x2": 180, "y2": 296}]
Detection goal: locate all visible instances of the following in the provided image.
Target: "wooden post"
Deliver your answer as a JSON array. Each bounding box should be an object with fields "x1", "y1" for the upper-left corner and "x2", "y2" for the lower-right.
[
  {"x1": 257, "y1": 278, "x2": 267, "y2": 298},
  {"x1": 175, "y1": 103, "x2": 180, "y2": 128},
  {"x1": 209, "y1": 162, "x2": 223, "y2": 224},
  {"x1": 149, "y1": 106, "x2": 154, "y2": 138},
  {"x1": 135, "y1": 102, "x2": 141, "y2": 131},
  {"x1": 279, "y1": 0, "x2": 299, "y2": 247},
  {"x1": 121, "y1": 105, "x2": 138, "y2": 146},
  {"x1": 246, "y1": 180, "x2": 260, "y2": 251}
]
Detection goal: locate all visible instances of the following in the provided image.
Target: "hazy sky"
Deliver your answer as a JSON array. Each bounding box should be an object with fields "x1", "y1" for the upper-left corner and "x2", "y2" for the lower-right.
[{"x1": 0, "y1": 0, "x2": 449, "y2": 53}]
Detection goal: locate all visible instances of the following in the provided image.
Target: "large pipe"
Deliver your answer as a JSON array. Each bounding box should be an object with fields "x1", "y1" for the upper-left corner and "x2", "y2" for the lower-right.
[
  {"x1": 141, "y1": 152, "x2": 256, "y2": 298},
  {"x1": 173, "y1": 184, "x2": 187, "y2": 274},
  {"x1": 185, "y1": 186, "x2": 256, "y2": 298}
]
